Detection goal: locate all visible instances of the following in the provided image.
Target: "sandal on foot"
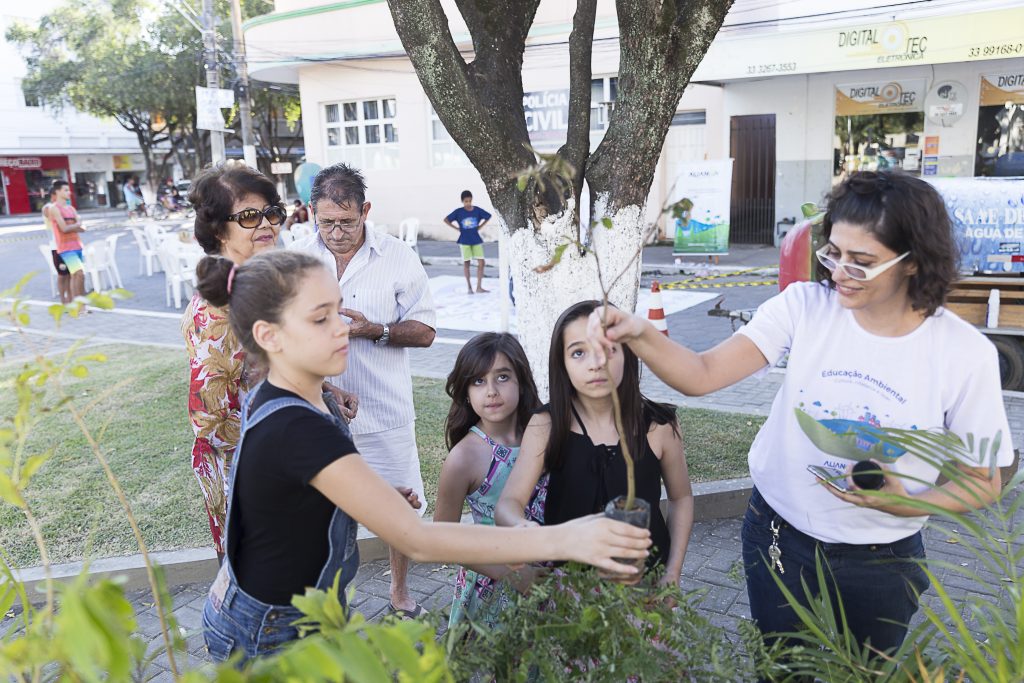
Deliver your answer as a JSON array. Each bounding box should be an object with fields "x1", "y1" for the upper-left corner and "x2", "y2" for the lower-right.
[{"x1": 387, "y1": 601, "x2": 426, "y2": 620}]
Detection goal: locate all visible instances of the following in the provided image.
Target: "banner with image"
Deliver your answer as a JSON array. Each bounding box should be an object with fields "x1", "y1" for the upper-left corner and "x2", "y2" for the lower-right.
[
  {"x1": 980, "y1": 71, "x2": 1024, "y2": 106},
  {"x1": 671, "y1": 159, "x2": 733, "y2": 256}
]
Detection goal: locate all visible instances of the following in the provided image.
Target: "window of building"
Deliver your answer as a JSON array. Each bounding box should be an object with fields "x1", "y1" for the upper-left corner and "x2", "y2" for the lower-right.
[
  {"x1": 590, "y1": 76, "x2": 618, "y2": 133},
  {"x1": 20, "y1": 81, "x2": 40, "y2": 108},
  {"x1": 672, "y1": 111, "x2": 707, "y2": 126},
  {"x1": 428, "y1": 107, "x2": 472, "y2": 168},
  {"x1": 324, "y1": 98, "x2": 399, "y2": 170}
]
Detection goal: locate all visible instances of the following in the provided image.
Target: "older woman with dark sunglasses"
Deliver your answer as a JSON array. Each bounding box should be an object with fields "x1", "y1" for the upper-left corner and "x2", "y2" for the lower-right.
[
  {"x1": 588, "y1": 170, "x2": 1012, "y2": 668},
  {"x1": 182, "y1": 162, "x2": 356, "y2": 562}
]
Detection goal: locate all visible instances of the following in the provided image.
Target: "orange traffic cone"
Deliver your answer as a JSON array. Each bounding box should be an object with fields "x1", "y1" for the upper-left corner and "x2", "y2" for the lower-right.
[{"x1": 648, "y1": 281, "x2": 668, "y2": 335}]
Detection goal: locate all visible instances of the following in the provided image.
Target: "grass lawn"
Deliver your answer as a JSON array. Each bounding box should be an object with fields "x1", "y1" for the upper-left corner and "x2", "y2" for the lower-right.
[{"x1": 0, "y1": 345, "x2": 759, "y2": 568}]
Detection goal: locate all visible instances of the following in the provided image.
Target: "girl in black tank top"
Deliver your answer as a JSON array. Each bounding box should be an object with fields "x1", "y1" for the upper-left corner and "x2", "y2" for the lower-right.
[
  {"x1": 544, "y1": 404, "x2": 673, "y2": 568},
  {"x1": 495, "y1": 301, "x2": 695, "y2": 586}
]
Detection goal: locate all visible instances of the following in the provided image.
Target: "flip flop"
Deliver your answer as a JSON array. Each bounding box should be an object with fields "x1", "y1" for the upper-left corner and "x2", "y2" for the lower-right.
[{"x1": 387, "y1": 601, "x2": 426, "y2": 620}]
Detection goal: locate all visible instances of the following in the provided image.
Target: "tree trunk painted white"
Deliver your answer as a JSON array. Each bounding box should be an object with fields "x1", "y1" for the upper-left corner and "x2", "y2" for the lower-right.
[{"x1": 506, "y1": 196, "x2": 646, "y2": 399}]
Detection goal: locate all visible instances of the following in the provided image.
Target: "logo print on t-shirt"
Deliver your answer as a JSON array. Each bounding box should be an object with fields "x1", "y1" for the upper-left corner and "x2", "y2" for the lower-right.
[{"x1": 795, "y1": 407, "x2": 908, "y2": 463}]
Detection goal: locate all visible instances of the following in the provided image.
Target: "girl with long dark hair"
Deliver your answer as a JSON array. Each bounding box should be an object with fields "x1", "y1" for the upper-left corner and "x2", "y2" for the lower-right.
[{"x1": 495, "y1": 300, "x2": 694, "y2": 586}]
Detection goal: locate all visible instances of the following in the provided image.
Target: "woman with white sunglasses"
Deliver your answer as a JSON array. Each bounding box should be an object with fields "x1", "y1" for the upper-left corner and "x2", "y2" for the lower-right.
[{"x1": 587, "y1": 170, "x2": 1012, "y2": 664}]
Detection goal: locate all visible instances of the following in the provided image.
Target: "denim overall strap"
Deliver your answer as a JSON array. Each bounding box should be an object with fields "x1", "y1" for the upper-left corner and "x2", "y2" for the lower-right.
[
  {"x1": 206, "y1": 389, "x2": 347, "y2": 662},
  {"x1": 309, "y1": 395, "x2": 359, "y2": 594}
]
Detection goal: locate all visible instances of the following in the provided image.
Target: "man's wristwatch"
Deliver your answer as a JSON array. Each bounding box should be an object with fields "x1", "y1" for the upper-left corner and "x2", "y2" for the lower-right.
[{"x1": 374, "y1": 323, "x2": 390, "y2": 346}]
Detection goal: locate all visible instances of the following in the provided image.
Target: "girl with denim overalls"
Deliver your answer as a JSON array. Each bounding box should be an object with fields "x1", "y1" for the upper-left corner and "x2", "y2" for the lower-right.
[{"x1": 195, "y1": 250, "x2": 653, "y2": 663}]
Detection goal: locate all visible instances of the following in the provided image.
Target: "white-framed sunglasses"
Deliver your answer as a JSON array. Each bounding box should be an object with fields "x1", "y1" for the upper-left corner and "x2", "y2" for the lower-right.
[{"x1": 815, "y1": 244, "x2": 911, "y2": 282}]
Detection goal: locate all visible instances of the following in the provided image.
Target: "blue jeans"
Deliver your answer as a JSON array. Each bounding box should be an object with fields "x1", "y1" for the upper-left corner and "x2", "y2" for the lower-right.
[
  {"x1": 742, "y1": 487, "x2": 930, "y2": 657},
  {"x1": 202, "y1": 563, "x2": 304, "y2": 662},
  {"x1": 201, "y1": 389, "x2": 359, "y2": 664}
]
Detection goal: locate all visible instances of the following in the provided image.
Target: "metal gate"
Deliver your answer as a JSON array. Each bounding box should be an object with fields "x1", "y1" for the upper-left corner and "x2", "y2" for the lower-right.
[{"x1": 729, "y1": 114, "x2": 776, "y2": 244}]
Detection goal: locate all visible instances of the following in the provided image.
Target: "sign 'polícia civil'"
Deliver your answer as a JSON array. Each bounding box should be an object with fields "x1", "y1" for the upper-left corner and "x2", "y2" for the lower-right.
[{"x1": 523, "y1": 89, "x2": 570, "y2": 148}]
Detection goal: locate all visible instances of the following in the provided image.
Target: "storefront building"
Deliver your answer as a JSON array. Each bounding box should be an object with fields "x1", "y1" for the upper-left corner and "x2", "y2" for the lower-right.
[
  {"x1": 690, "y1": 1, "x2": 1024, "y2": 242},
  {"x1": 1, "y1": 10, "x2": 147, "y2": 215},
  {"x1": 247, "y1": 0, "x2": 1022, "y2": 243}
]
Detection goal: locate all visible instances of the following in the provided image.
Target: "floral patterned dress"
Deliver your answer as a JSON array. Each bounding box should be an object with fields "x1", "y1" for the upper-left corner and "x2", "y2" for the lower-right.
[
  {"x1": 448, "y1": 427, "x2": 547, "y2": 630},
  {"x1": 182, "y1": 292, "x2": 260, "y2": 554}
]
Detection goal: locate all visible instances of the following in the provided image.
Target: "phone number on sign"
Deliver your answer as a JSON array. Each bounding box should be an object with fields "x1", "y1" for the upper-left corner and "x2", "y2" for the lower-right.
[
  {"x1": 968, "y1": 43, "x2": 1023, "y2": 58},
  {"x1": 745, "y1": 62, "x2": 797, "y2": 75}
]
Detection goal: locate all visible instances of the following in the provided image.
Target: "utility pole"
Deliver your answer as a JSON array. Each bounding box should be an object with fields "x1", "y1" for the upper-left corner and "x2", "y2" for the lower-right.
[
  {"x1": 229, "y1": 0, "x2": 258, "y2": 168},
  {"x1": 202, "y1": 0, "x2": 224, "y2": 163}
]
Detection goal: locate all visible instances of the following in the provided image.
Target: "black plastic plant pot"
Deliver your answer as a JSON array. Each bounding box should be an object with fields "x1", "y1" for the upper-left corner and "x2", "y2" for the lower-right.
[{"x1": 600, "y1": 495, "x2": 650, "y2": 584}]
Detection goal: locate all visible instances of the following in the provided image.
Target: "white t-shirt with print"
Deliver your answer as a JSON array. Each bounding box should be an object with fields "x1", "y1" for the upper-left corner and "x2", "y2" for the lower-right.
[{"x1": 737, "y1": 282, "x2": 1013, "y2": 544}]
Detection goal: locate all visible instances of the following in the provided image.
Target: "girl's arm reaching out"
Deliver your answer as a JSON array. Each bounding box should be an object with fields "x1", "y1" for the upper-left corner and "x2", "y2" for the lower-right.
[{"x1": 312, "y1": 450, "x2": 650, "y2": 575}]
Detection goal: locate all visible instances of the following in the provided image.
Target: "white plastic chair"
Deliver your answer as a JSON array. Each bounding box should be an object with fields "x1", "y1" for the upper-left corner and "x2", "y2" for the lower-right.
[
  {"x1": 83, "y1": 240, "x2": 119, "y2": 293},
  {"x1": 130, "y1": 227, "x2": 161, "y2": 276},
  {"x1": 291, "y1": 223, "x2": 314, "y2": 239},
  {"x1": 38, "y1": 244, "x2": 59, "y2": 298},
  {"x1": 144, "y1": 222, "x2": 169, "y2": 252},
  {"x1": 398, "y1": 218, "x2": 419, "y2": 252},
  {"x1": 104, "y1": 233, "x2": 125, "y2": 289},
  {"x1": 156, "y1": 239, "x2": 197, "y2": 309}
]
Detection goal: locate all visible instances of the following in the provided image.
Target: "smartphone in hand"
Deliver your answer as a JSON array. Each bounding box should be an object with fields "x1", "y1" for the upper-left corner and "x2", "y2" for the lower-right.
[{"x1": 807, "y1": 464, "x2": 851, "y2": 493}]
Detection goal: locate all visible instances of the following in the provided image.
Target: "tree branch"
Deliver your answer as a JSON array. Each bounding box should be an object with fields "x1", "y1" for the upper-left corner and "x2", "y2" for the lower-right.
[
  {"x1": 388, "y1": 0, "x2": 535, "y2": 191},
  {"x1": 558, "y1": 0, "x2": 597, "y2": 219},
  {"x1": 586, "y1": 0, "x2": 732, "y2": 211},
  {"x1": 452, "y1": 0, "x2": 532, "y2": 58}
]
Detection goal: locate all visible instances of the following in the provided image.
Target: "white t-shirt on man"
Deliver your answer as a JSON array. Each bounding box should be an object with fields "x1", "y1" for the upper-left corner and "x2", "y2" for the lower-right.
[{"x1": 737, "y1": 282, "x2": 1013, "y2": 544}]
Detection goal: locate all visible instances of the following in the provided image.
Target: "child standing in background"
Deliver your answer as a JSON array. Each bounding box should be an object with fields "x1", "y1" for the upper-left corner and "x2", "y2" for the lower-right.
[
  {"x1": 443, "y1": 190, "x2": 491, "y2": 294},
  {"x1": 434, "y1": 333, "x2": 546, "y2": 629}
]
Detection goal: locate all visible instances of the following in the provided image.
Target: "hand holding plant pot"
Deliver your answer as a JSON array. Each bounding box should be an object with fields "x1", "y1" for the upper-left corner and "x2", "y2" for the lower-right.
[
  {"x1": 596, "y1": 303, "x2": 650, "y2": 584},
  {"x1": 600, "y1": 496, "x2": 651, "y2": 584}
]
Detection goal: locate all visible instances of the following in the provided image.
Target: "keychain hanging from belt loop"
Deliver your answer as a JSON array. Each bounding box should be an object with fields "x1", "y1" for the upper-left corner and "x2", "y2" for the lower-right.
[{"x1": 768, "y1": 518, "x2": 785, "y2": 574}]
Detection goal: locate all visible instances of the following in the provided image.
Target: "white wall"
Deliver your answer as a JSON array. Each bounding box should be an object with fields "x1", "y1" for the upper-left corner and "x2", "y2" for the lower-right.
[
  {"x1": 297, "y1": 43, "x2": 720, "y2": 240},
  {"x1": 0, "y1": 12, "x2": 143, "y2": 156},
  {"x1": 299, "y1": 60, "x2": 492, "y2": 240}
]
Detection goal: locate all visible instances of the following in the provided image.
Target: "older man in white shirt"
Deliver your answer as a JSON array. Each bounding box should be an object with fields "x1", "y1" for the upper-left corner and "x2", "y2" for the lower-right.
[{"x1": 291, "y1": 163, "x2": 436, "y2": 618}]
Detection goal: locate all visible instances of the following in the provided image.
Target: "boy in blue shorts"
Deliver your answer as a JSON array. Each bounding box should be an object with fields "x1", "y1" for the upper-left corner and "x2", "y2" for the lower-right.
[{"x1": 443, "y1": 190, "x2": 491, "y2": 294}]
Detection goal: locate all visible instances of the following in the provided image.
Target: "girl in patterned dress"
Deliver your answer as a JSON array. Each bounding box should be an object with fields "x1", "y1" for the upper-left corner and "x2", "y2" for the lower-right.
[{"x1": 434, "y1": 333, "x2": 546, "y2": 629}]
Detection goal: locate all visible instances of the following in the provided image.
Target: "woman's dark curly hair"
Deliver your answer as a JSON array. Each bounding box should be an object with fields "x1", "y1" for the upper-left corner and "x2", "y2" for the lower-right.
[
  {"x1": 188, "y1": 161, "x2": 282, "y2": 255},
  {"x1": 819, "y1": 170, "x2": 959, "y2": 317}
]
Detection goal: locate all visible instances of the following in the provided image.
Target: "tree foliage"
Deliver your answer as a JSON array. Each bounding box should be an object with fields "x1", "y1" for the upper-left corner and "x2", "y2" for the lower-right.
[{"x1": 6, "y1": 0, "x2": 300, "y2": 187}]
